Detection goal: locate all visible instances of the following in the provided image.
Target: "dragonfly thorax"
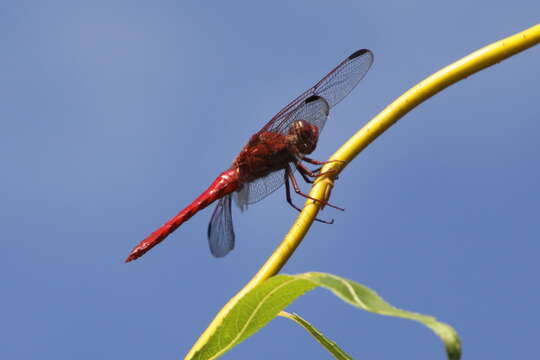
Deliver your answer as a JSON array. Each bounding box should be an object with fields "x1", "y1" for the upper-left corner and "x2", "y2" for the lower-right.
[{"x1": 287, "y1": 119, "x2": 319, "y2": 155}]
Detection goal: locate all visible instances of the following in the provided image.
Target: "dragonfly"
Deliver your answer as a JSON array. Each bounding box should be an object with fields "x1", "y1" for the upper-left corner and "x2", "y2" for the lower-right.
[{"x1": 125, "y1": 49, "x2": 373, "y2": 262}]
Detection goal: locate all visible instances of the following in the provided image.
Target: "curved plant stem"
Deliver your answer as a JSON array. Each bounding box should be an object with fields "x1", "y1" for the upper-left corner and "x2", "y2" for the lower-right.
[{"x1": 184, "y1": 23, "x2": 540, "y2": 359}]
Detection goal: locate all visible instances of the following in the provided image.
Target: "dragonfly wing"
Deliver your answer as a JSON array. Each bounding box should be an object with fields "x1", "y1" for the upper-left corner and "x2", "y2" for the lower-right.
[
  {"x1": 235, "y1": 96, "x2": 330, "y2": 206},
  {"x1": 207, "y1": 195, "x2": 235, "y2": 257},
  {"x1": 263, "y1": 49, "x2": 373, "y2": 135},
  {"x1": 234, "y1": 169, "x2": 286, "y2": 207},
  {"x1": 313, "y1": 49, "x2": 374, "y2": 108}
]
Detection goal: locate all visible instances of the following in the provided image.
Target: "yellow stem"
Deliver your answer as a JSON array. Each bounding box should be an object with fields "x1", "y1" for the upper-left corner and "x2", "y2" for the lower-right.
[{"x1": 184, "y1": 22, "x2": 540, "y2": 359}]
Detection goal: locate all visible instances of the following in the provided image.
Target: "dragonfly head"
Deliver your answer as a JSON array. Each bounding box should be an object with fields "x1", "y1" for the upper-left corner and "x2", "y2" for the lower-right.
[{"x1": 288, "y1": 119, "x2": 319, "y2": 155}]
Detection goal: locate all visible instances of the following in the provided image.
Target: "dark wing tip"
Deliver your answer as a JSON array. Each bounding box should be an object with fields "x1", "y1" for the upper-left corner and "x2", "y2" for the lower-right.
[
  {"x1": 304, "y1": 94, "x2": 330, "y2": 116},
  {"x1": 305, "y1": 94, "x2": 322, "y2": 103},
  {"x1": 348, "y1": 48, "x2": 373, "y2": 60}
]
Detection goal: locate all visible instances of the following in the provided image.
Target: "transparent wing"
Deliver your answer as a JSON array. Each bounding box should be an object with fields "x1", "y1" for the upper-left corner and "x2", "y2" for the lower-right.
[
  {"x1": 207, "y1": 195, "x2": 235, "y2": 257},
  {"x1": 262, "y1": 49, "x2": 373, "y2": 135},
  {"x1": 235, "y1": 96, "x2": 330, "y2": 207},
  {"x1": 234, "y1": 169, "x2": 286, "y2": 209}
]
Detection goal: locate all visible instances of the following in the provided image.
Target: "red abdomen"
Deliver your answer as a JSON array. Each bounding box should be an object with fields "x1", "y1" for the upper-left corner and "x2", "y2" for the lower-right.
[{"x1": 125, "y1": 169, "x2": 239, "y2": 262}]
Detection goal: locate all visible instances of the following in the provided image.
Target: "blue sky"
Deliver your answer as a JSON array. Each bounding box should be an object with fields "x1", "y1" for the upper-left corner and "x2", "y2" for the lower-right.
[{"x1": 2, "y1": 1, "x2": 539, "y2": 359}]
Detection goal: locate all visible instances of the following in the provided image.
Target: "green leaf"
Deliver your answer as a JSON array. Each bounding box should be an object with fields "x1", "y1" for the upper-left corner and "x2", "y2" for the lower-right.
[
  {"x1": 279, "y1": 311, "x2": 354, "y2": 360},
  {"x1": 189, "y1": 276, "x2": 316, "y2": 360},
  {"x1": 188, "y1": 272, "x2": 461, "y2": 360},
  {"x1": 296, "y1": 272, "x2": 462, "y2": 360}
]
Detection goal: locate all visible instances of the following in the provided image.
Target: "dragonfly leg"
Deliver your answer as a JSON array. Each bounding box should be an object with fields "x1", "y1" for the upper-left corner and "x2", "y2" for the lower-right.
[
  {"x1": 288, "y1": 167, "x2": 344, "y2": 211},
  {"x1": 284, "y1": 167, "x2": 334, "y2": 224},
  {"x1": 300, "y1": 156, "x2": 326, "y2": 165},
  {"x1": 300, "y1": 157, "x2": 345, "y2": 180},
  {"x1": 300, "y1": 156, "x2": 346, "y2": 167},
  {"x1": 296, "y1": 162, "x2": 316, "y2": 184},
  {"x1": 295, "y1": 161, "x2": 340, "y2": 183}
]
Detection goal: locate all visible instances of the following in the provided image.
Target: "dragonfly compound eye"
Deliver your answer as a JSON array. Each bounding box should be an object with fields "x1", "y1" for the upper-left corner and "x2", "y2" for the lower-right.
[{"x1": 288, "y1": 120, "x2": 319, "y2": 154}]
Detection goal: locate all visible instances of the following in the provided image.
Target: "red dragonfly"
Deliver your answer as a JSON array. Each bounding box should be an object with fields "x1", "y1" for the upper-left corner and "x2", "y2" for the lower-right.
[{"x1": 125, "y1": 49, "x2": 373, "y2": 262}]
